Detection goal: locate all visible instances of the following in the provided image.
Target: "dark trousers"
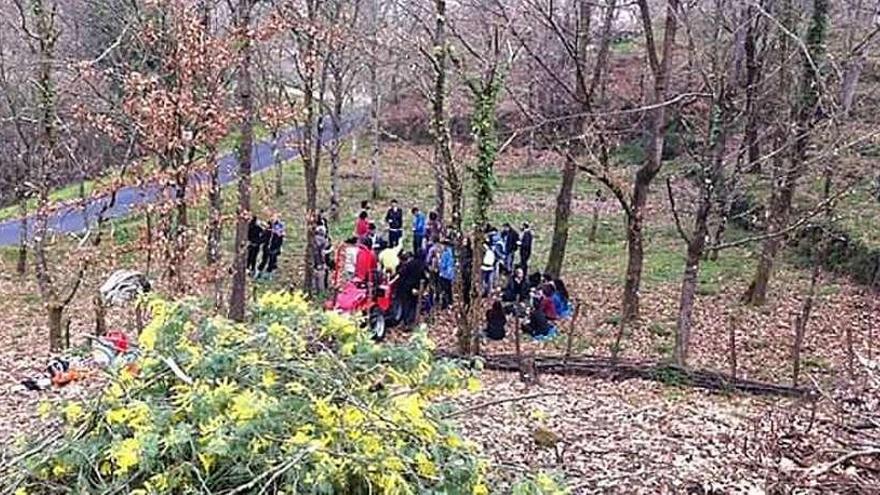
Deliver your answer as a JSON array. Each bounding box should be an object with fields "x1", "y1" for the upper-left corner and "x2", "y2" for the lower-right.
[
  {"x1": 462, "y1": 273, "x2": 473, "y2": 308},
  {"x1": 439, "y1": 278, "x2": 453, "y2": 309},
  {"x1": 520, "y1": 255, "x2": 530, "y2": 276},
  {"x1": 389, "y1": 229, "x2": 402, "y2": 248},
  {"x1": 247, "y1": 243, "x2": 261, "y2": 272},
  {"x1": 400, "y1": 291, "x2": 418, "y2": 327},
  {"x1": 259, "y1": 249, "x2": 280, "y2": 273},
  {"x1": 412, "y1": 234, "x2": 424, "y2": 254}
]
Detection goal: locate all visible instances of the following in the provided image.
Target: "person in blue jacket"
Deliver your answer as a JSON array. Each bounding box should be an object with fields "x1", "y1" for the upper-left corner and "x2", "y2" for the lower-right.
[
  {"x1": 438, "y1": 238, "x2": 456, "y2": 309},
  {"x1": 411, "y1": 207, "x2": 427, "y2": 254}
]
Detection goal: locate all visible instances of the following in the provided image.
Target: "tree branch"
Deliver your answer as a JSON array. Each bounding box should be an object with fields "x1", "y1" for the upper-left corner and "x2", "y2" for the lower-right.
[{"x1": 666, "y1": 177, "x2": 692, "y2": 245}]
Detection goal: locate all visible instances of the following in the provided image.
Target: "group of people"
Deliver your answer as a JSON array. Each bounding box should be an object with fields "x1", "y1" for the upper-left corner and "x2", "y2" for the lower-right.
[
  {"x1": 485, "y1": 271, "x2": 573, "y2": 342},
  {"x1": 479, "y1": 222, "x2": 534, "y2": 297},
  {"x1": 320, "y1": 200, "x2": 458, "y2": 329},
  {"x1": 308, "y1": 198, "x2": 572, "y2": 342},
  {"x1": 247, "y1": 213, "x2": 286, "y2": 280}
]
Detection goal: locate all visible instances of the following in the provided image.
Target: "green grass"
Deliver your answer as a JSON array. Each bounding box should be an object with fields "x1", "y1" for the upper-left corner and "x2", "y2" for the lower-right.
[
  {"x1": 0, "y1": 180, "x2": 97, "y2": 221},
  {"x1": 610, "y1": 38, "x2": 638, "y2": 55}
]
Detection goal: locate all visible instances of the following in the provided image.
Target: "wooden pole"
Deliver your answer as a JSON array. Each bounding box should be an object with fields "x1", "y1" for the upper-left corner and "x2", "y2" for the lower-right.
[
  {"x1": 563, "y1": 299, "x2": 581, "y2": 365},
  {"x1": 514, "y1": 309, "x2": 524, "y2": 382}
]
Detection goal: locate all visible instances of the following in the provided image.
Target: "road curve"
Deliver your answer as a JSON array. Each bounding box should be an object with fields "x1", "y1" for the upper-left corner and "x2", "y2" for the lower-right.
[{"x1": 0, "y1": 115, "x2": 362, "y2": 247}]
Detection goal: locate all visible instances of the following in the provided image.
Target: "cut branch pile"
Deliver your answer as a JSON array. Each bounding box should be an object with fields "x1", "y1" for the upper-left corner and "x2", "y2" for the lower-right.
[{"x1": 439, "y1": 351, "x2": 813, "y2": 398}]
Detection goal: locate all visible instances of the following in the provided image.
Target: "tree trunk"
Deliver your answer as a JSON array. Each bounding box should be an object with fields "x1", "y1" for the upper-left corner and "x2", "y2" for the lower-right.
[
  {"x1": 431, "y1": 0, "x2": 456, "y2": 223},
  {"x1": 546, "y1": 155, "x2": 576, "y2": 277},
  {"x1": 272, "y1": 130, "x2": 284, "y2": 197},
  {"x1": 94, "y1": 292, "x2": 107, "y2": 337},
  {"x1": 330, "y1": 128, "x2": 341, "y2": 222},
  {"x1": 674, "y1": 95, "x2": 730, "y2": 367},
  {"x1": 623, "y1": 0, "x2": 679, "y2": 322},
  {"x1": 31, "y1": 0, "x2": 65, "y2": 352},
  {"x1": 206, "y1": 146, "x2": 223, "y2": 310},
  {"x1": 744, "y1": 0, "x2": 828, "y2": 305},
  {"x1": 589, "y1": 192, "x2": 600, "y2": 243},
  {"x1": 228, "y1": 0, "x2": 254, "y2": 322},
  {"x1": 301, "y1": 30, "x2": 327, "y2": 292},
  {"x1": 172, "y1": 167, "x2": 189, "y2": 294},
  {"x1": 369, "y1": 21, "x2": 382, "y2": 200},
  {"x1": 48, "y1": 302, "x2": 65, "y2": 353},
  {"x1": 329, "y1": 128, "x2": 342, "y2": 220},
  {"x1": 622, "y1": 202, "x2": 646, "y2": 322},
  {"x1": 17, "y1": 194, "x2": 27, "y2": 276},
  {"x1": 743, "y1": 6, "x2": 761, "y2": 173},
  {"x1": 546, "y1": 0, "x2": 593, "y2": 278}
]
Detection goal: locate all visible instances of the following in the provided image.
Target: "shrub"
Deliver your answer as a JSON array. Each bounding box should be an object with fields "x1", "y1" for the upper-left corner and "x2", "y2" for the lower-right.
[{"x1": 3, "y1": 292, "x2": 494, "y2": 494}]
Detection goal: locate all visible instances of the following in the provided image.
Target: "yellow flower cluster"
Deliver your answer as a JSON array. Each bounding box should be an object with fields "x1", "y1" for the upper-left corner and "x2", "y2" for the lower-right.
[
  {"x1": 322, "y1": 310, "x2": 360, "y2": 341},
  {"x1": 228, "y1": 389, "x2": 274, "y2": 424},
  {"x1": 62, "y1": 402, "x2": 84, "y2": 423},
  {"x1": 139, "y1": 299, "x2": 170, "y2": 351},
  {"x1": 105, "y1": 401, "x2": 151, "y2": 432},
  {"x1": 110, "y1": 437, "x2": 141, "y2": 474},
  {"x1": 259, "y1": 291, "x2": 311, "y2": 315},
  {"x1": 18, "y1": 294, "x2": 508, "y2": 495}
]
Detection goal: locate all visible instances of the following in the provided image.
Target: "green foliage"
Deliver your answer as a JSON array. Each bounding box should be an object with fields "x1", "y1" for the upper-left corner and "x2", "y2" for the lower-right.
[
  {"x1": 653, "y1": 366, "x2": 688, "y2": 388},
  {"x1": 5, "y1": 292, "x2": 494, "y2": 494},
  {"x1": 466, "y1": 72, "x2": 506, "y2": 228}
]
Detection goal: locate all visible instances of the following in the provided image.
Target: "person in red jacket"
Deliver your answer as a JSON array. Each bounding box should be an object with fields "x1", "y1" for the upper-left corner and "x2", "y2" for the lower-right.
[
  {"x1": 354, "y1": 210, "x2": 370, "y2": 242},
  {"x1": 539, "y1": 284, "x2": 559, "y2": 321},
  {"x1": 354, "y1": 237, "x2": 378, "y2": 283}
]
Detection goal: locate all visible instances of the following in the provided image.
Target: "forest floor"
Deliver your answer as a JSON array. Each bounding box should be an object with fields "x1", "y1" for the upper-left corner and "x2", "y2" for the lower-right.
[{"x1": 1, "y1": 141, "x2": 878, "y2": 492}]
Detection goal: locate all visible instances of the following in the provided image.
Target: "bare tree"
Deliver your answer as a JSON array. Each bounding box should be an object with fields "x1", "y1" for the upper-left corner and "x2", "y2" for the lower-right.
[
  {"x1": 618, "y1": 0, "x2": 680, "y2": 321},
  {"x1": 228, "y1": 0, "x2": 257, "y2": 321},
  {"x1": 743, "y1": 0, "x2": 830, "y2": 305}
]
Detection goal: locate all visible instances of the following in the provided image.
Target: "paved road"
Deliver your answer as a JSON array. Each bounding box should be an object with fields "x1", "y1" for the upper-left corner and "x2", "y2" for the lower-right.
[{"x1": 0, "y1": 115, "x2": 362, "y2": 247}]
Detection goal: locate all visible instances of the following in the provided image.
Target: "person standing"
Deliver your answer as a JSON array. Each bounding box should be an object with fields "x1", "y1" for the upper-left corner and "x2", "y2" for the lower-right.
[
  {"x1": 313, "y1": 225, "x2": 331, "y2": 292},
  {"x1": 395, "y1": 252, "x2": 425, "y2": 330},
  {"x1": 481, "y1": 239, "x2": 496, "y2": 297},
  {"x1": 355, "y1": 237, "x2": 378, "y2": 284},
  {"x1": 354, "y1": 210, "x2": 370, "y2": 242},
  {"x1": 488, "y1": 225, "x2": 505, "y2": 285},
  {"x1": 426, "y1": 210, "x2": 443, "y2": 241},
  {"x1": 247, "y1": 215, "x2": 267, "y2": 277},
  {"x1": 258, "y1": 217, "x2": 285, "y2": 280},
  {"x1": 502, "y1": 223, "x2": 520, "y2": 275},
  {"x1": 438, "y1": 238, "x2": 455, "y2": 309},
  {"x1": 423, "y1": 235, "x2": 441, "y2": 310},
  {"x1": 411, "y1": 207, "x2": 426, "y2": 254},
  {"x1": 366, "y1": 221, "x2": 378, "y2": 247},
  {"x1": 316, "y1": 209, "x2": 330, "y2": 232},
  {"x1": 385, "y1": 199, "x2": 404, "y2": 247},
  {"x1": 519, "y1": 222, "x2": 533, "y2": 276}
]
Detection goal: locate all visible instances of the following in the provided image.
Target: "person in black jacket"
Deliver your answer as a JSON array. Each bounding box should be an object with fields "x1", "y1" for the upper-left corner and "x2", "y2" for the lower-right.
[
  {"x1": 395, "y1": 252, "x2": 425, "y2": 329},
  {"x1": 502, "y1": 266, "x2": 528, "y2": 304},
  {"x1": 247, "y1": 215, "x2": 267, "y2": 277},
  {"x1": 483, "y1": 299, "x2": 507, "y2": 341},
  {"x1": 385, "y1": 199, "x2": 404, "y2": 247},
  {"x1": 502, "y1": 223, "x2": 520, "y2": 275},
  {"x1": 519, "y1": 222, "x2": 533, "y2": 276},
  {"x1": 258, "y1": 218, "x2": 285, "y2": 280}
]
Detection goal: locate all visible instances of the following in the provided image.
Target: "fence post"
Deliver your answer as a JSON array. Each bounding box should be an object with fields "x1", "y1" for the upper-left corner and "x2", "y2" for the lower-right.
[{"x1": 563, "y1": 299, "x2": 581, "y2": 365}]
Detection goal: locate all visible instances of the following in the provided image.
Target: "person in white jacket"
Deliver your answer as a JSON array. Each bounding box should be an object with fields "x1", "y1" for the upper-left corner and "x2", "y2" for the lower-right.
[{"x1": 481, "y1": 241, "x2": 496, "y2": 297}]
